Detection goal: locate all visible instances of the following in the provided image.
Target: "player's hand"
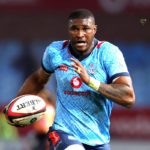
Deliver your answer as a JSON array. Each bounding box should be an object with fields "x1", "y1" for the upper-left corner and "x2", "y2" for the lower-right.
[
  {"x1": 3, "y1": 106, "x2": 27, "y2": 128},
  {"x1": 71, "y1": 58, "x2": 90, "y2": 85},
  {"x1": 9, "y1": 122, "x2": 27, "y2": 128}
]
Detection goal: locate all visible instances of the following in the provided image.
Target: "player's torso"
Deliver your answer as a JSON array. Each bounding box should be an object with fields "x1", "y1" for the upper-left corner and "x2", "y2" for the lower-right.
[
  {"x1": 49, "y1": 40, "x2": 112, "y2": 145},
  {"x1": 54, "y1": 41, "x2": 109, "y2": 108}
]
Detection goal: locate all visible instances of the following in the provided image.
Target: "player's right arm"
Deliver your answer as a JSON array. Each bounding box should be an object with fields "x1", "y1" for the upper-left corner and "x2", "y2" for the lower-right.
[
  {"x1": 17, "y1": 41, "x2": 61, "y2": 96},
  {"x1": 17, "y1": 67, "x2": 51, "y2": 96}
]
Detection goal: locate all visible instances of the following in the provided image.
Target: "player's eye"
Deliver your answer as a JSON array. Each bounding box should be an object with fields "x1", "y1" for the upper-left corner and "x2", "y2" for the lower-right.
[
  {"x1": 70, "y1": 26, "x2": 78, "y2": 31},
  {"x1": 83, "y1": 27, "x2": 91, "y2": 32}
]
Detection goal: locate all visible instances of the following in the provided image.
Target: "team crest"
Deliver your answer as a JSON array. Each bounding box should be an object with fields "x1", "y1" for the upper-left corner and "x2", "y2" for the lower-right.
[{"x1": 87, "y1": 63, "x2": 98, "y2": 74}]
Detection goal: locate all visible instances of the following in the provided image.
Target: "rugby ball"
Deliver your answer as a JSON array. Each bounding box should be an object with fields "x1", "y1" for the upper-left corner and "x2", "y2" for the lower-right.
[{"x1": 4, "y1": 94, "x2": 46, "y2": 127}]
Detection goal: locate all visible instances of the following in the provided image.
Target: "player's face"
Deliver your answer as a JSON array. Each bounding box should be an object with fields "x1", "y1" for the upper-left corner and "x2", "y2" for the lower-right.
[{"x1": 68, "y1": 17, "x2": 97, "y2": 53}]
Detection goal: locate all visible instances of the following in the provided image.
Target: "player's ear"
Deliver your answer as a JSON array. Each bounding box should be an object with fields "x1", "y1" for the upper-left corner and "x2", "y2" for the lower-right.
[{"x1": 93, "y1": 25, "x2": 97, "y2": 35}]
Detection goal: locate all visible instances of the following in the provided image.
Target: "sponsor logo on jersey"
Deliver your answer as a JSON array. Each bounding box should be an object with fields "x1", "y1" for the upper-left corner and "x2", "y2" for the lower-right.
[
  {"x1": 64, "y1": 91, "x2": 91, "y2": 96},
  {"x1": 70, "y1": 76, "x2": 82, "y2": 88},
  {"x1": 59, "y1": 64, "x2": 68, "y2": 72}
]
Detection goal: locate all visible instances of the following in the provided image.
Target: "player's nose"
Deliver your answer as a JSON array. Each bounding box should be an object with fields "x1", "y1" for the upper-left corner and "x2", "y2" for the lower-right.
[{"x1": 76, "y1": 29, "x2": 85, "y2": 37}]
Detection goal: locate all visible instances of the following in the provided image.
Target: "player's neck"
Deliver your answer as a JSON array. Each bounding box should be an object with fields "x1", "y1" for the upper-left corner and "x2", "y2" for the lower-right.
[{"x1": 69, "y1": 40, "x2": 96, "y2": 61}]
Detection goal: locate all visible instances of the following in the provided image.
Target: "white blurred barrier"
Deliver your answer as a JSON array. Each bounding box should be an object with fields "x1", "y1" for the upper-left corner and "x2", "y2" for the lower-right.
[
  {"x1": 0, "y1": 138, "x2": 150, "y2": 150},
  {"x1": 0, "y1": 138, "x2": 31, "y2": 150},
  {"x1": 111, "y1": 139, "x2": 150, "y2": 150}
]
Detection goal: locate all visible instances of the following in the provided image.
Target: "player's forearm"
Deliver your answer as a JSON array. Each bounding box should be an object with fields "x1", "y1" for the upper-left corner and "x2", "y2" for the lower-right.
[
  {"x1": 17, "y1": 77, "x2": 43, "y2": 96},
  {"x1": 17, "y1": 69, "x2": 50, "y2": 96},
  {"x1": 17, "y1": 76, "x2": 43, "y2": 96},
  {"x1": 98, "y1": 83, "x2": 135, "y2": 108}
]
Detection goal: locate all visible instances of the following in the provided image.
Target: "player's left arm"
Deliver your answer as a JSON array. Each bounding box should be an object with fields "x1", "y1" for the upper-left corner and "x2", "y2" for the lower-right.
[
  {"x1": 97, "y1": 76, "x2": 135, "y2": 108},
  {"x1": 71, "y1": 58, "x2": 135, "y2": 108}
]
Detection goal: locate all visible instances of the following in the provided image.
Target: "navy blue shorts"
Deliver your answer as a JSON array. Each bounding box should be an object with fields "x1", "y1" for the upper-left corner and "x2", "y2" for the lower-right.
[{"x1": 47, "y1": 127, "x2": 110, "y2": 150}]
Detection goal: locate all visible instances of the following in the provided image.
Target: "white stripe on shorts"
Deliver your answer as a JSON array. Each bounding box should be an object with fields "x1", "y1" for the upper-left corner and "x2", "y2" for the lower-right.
[{"x1": 64, "y1": 144, "x2": 85, "y2": 150}]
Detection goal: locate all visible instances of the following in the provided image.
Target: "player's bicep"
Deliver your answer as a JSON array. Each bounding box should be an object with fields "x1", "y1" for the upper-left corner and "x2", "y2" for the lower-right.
[
  {"x1": 112, "y1": 76, "x2": 133, "y2": 88},
  {"x1": 112, "y1": 76, "x2": 135, "y2": 103}
]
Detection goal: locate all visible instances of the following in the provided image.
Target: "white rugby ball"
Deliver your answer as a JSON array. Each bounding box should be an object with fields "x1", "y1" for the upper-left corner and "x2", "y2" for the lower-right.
[{"x1": 4, "y1": 94, "x2": 46, "y2": 127}]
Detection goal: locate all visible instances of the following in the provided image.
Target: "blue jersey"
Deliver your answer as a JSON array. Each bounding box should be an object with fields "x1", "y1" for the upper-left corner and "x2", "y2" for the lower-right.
[{"x1": 42, "y1": 39, "x2": 129, "y2": 146}]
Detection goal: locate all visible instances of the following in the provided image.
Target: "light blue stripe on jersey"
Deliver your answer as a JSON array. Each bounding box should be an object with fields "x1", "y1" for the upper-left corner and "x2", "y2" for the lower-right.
[{"x1": 42, "y1": 40, "x2": 129, "y2": 146}]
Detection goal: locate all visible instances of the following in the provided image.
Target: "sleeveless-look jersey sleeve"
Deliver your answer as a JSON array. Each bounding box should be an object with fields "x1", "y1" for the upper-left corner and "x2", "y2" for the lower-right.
[
  {"x1": 102, "y1": 42, "x2": 129, "y2": 83},
  {"x1": 42, "y1": 41, "x2": 64, "y2": 73}
]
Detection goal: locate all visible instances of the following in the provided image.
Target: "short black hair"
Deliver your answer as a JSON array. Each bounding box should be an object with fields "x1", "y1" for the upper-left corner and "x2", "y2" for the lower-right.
[{"x1": 68, "y1": 9, "x2": 95, "y2": 23}]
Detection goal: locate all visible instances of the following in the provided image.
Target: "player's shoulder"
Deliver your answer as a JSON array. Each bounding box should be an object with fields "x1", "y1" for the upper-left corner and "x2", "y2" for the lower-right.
[
  {"x1": 96, "y1": 40, "x2": 123, "y2": 61},
  {"x1": 47, "y1": 40, "x2": 69, "y2": 50},
  {"x1": 97, "y1": 40, "x2": 121, "y2": 55},
  {"x1": 97, "y1": 40, "x2": 118, "y2": 50}
]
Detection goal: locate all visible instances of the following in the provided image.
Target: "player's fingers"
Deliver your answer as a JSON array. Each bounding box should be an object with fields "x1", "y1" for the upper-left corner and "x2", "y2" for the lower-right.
[
  {"x1": 71, "y1": 63, "x2": 78, "y2": 69},
  {"x1": 76, "y1": 67, "x2": 81, "y2": 74},
  {"x1": 70, "y1": 58, "x2": 82, "y2": 67},
  {"x1": 72, "y1": 64, "x2": 82, "y2": 74},
  {"x1": 71, "y1": 58, "x2": 85, "y2": 74}
]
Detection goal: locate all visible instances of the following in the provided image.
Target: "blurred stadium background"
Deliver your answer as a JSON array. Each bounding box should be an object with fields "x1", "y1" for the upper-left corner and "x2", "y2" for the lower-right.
[{"x1": 0, "y1": 0, "x2": 150, "y2": 150}]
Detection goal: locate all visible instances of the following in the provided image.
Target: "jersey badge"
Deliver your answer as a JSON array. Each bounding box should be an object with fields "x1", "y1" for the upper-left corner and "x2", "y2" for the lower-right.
[{"x1": 87, "y1": 63, "x2": 98, "y2": 74}]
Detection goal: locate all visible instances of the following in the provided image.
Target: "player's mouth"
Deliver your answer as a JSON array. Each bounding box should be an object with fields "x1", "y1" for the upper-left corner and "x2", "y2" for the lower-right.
[{"x1": 75, "y1": 41, "x2": 87, "y2": 47}]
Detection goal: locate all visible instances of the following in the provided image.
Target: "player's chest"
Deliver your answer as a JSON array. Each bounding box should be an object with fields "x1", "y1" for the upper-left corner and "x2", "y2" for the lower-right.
[{"x1": 55, "y1": 56, "x2": 107, "y2": 85}]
